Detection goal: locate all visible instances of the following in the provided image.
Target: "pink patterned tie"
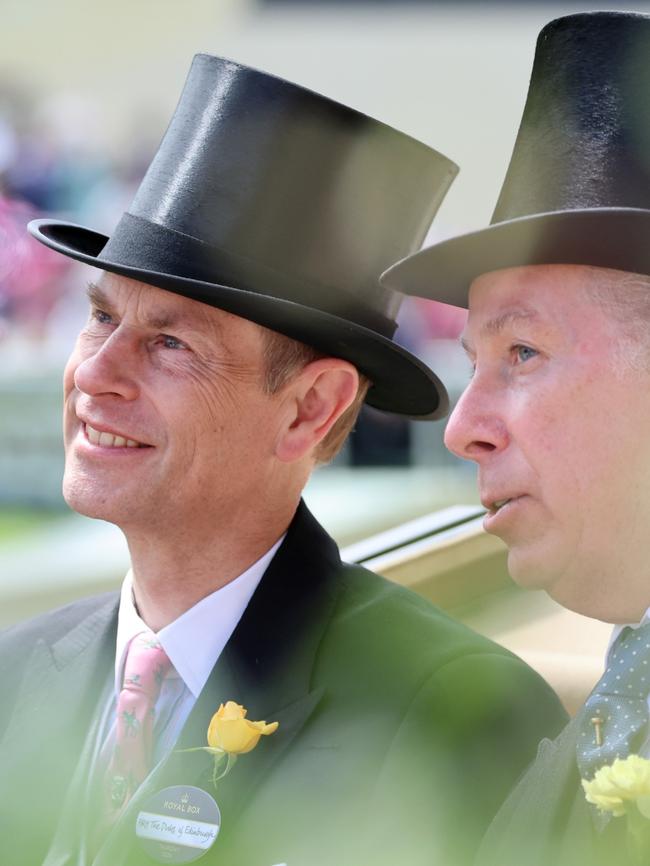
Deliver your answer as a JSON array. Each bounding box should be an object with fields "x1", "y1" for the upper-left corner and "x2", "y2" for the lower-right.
[{"x1": 107, "y1": 631, "x2": 172, "y2": 811}]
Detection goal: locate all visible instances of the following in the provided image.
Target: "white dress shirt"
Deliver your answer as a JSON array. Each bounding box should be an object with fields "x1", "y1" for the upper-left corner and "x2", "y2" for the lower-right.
[{"x1": 94, "y1": 535, "x2": 285, "y2": 773}]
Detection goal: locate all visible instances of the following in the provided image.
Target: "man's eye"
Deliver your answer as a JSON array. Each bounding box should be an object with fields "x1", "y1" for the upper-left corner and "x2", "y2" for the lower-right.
[
  {"x1": 512, "y1": 344, "x2": 538, "y2": 363},
  {"x1": 92, "y1": 309, "x2": 113, "y2": 325},
  {"x1": 159, "y1": 334, "x2": 187, "y2": 350}
]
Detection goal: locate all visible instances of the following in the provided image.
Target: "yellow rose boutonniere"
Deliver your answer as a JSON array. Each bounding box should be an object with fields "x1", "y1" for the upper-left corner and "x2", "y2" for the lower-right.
[
  {"x1": 582, "y1": 755, "x2": 650, "y2": 862},
  {"x1": 207, "y1": 701, "x2": 279, "y2": 755},
  {"x1": 180, "y1": 701, "x2": 279, "y2": 790}
]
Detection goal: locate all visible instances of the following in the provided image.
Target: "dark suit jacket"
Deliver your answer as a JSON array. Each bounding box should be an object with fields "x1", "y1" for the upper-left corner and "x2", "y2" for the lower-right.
[
  {"x1": 475, "y1": 715, "x2": 633, "y2": 866},
  {"x1": 0, "y1": 502, "x2": 567, "y2": 866}
]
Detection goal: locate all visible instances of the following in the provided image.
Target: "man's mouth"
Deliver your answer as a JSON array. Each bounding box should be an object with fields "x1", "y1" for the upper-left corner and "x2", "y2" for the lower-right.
[
  {"x1": 85, "y1": 423, "x2": 147, "y2": 449},
  {"x1": 489, "y1": 498, "x2": 512, "y2": 514}
]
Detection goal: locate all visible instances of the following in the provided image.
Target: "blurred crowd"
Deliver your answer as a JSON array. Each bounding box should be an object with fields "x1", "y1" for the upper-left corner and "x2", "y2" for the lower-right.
[{"x1": 0, "y1": 82, "x2": 152, "y2": 351}]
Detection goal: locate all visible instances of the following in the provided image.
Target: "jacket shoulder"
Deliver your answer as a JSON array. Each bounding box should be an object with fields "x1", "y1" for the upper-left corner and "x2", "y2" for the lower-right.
[
  {"x1": 0, "y1": 591, "x2": 118, "y2": 651},
  {"x1": 326, "y1": 558, "x2": 567, "y2": 727},
  {"x1": 0, "y1": 592, "x2": 118, "y2": 707},
  {"x1": 334, "y1": 559, "x2": 531, "y2": 666},
  {"x1": 329, "y1": 562, "x2": 569, "y2": 864}
]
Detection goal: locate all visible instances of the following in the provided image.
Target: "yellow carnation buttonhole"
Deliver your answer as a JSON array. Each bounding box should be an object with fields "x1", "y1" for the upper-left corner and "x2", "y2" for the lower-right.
[
  {"x1": 207, "y1": 701, "x2": 279, "y2": 755},
  {"x1": 582, "y1": 755, "x2": 650, "y2": 817}
]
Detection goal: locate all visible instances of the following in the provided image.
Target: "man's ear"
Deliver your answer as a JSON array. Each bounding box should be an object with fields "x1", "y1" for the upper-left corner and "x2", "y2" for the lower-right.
[{"x1": 275, "y1": 358, "x2": 359, "y2": 463}]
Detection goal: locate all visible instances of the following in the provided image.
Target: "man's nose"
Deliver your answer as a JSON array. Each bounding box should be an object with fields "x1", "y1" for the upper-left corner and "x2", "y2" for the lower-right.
[
  {"x1": 73, "y1": 332, "x2": 140, "y2": 401},
  {"x1": 444, "y1": 381, "x2": 508, "y2": 463}
]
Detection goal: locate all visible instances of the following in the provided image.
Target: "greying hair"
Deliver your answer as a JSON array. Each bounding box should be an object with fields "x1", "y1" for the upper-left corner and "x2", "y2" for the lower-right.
[{"x1": 260, "y1": 327, "x2": 370, "y2": 464}]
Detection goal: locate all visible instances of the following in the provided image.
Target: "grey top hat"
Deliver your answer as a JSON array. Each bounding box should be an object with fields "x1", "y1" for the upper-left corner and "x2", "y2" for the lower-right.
[
  {"x1": 29, "y1": 54, "x2": 458, "y2": 418},
  {"x1": 382, "y1": 11, "x2": 650, "y2": 307}
]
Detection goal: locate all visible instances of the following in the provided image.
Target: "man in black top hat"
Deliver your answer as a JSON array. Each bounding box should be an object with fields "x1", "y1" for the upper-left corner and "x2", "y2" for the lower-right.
[
  {"x1": 384, "y1": 10, "x2": 650, "y2": 866},
  {"x1": 0, "y1": 55, "x2": 566, "y2": 866}
]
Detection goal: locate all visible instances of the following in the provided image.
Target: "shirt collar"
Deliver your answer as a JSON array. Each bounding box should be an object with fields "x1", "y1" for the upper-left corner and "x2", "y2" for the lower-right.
[
  {"x1": 607, "y1": 607, "x2": 650, "y2": 661},
  {"x1": 115, "y1": 535, "x2": 285, "y2": 699}
]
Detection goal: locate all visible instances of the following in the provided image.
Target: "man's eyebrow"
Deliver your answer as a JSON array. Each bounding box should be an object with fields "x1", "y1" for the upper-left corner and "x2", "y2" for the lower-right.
[
  {"x1": 481, "y1": 309, "x2": 540, "y2": 335},
  {"x1": 459, "y1": 309, "x2": 540, "y2": 354},
  {"x1": 85, "y1": 281, "x2": 208, "y2": 332},
  {"x1": 459, "y1": 334, "x2": 473, "y2": 355},
  {"x1": 86, "y1": 281, "x2": 112, "y2": 311}
]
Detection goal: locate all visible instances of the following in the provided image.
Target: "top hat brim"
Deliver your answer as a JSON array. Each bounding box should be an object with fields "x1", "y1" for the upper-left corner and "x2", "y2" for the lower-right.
[
  {"x1": 381, "y1": 208, "x2": 650, "y2": 308},
  {"x1": 29, "y1": 218, "x2": 448, "y2": 420}
]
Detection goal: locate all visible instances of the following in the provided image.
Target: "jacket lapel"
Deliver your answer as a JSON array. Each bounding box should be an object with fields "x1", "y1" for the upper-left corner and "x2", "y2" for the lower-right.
[
  {"x1": 96, "y1": 501, "x2": 342, "y2": 864},
  {"x1": 192, "y1": 502, "x2": 341, "y2": 830},
  {"x1": 478, "y1": 716, "x2": 602, "y2": 866}
]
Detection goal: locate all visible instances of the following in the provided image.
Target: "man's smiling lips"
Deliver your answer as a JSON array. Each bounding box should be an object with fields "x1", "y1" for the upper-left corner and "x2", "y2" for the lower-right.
[{"x1": 78, "y1": 421, "x2": 153, "y2": 450}]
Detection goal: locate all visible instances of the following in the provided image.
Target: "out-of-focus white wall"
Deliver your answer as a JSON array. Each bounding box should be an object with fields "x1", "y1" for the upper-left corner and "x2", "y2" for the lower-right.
[{"x1": 6, "y1": 0, "x2": 650, "y2": 240}]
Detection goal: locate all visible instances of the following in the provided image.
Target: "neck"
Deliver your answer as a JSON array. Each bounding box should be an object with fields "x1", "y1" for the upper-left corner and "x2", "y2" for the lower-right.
[{"x1": 124, "y1": 496, "x2": 300, "y2": 631}]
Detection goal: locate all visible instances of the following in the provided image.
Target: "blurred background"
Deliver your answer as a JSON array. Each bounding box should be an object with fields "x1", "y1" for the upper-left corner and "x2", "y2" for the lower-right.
[{"x1": 0, "y1": 0, "x2": 639, "y2": 679}]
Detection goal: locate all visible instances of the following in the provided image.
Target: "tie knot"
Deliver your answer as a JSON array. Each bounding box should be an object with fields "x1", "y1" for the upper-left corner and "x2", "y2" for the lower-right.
[
  {"x1": 612, "y1": 623, "x2": 650, "y2": 658},
  {"x1": 122, "y1": 631, "x2": 172, "y2": 702}
]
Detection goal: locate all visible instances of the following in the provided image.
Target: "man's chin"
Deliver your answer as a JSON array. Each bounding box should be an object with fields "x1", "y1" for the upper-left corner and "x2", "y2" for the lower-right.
[
  {"x1": 63, "y1": 495, "x2": 120, "y2": 525},
  {"x1": 505, "y1": 546, "x2": 559, "y2": 593},
  {"x1": 62, "y1": 476, "x2": 162, "y2": 534},
  {"x1": 62, "y1": 478, "x2": 124, "y2": 525},
  {"x1": 506, "y1": 548, "x2": 608, "y2": 619}
]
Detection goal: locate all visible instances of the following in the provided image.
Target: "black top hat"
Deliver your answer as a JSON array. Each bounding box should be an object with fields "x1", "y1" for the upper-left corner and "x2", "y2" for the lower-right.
[
  {"x1": 382, "y1": 11, "x2": 650, "y2": 307},
  {"x1": 29, "y1": 54, "x2": 457, "y2": 418}
]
